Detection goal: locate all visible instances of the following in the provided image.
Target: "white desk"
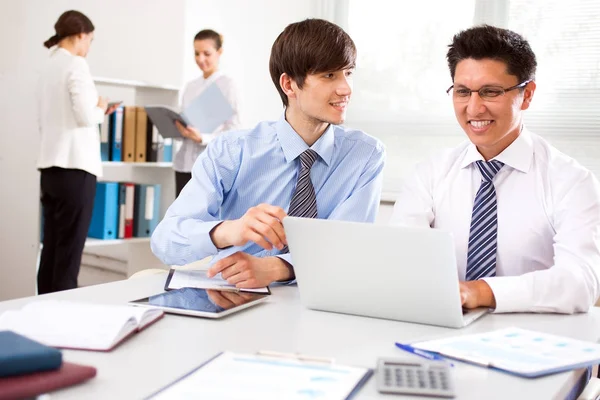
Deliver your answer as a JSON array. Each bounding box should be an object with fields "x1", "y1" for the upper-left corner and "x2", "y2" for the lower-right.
[{"x1": 1, "y1": 274, "x2": 600, "y2": 399}]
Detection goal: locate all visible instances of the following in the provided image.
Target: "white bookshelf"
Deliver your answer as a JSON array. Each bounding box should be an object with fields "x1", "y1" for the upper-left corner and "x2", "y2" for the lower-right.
[
  {"x1": 85, "y1": 237, "x2": 151, "y2": 247},
  {"x1": 102, "y1": 161, "x2": 173, "y2": 168},
  {"x1": 93, "y1": 76, "x2": 180, "y2": 91},
  {"x1": 83, "y1": 78, "x2": 181, "y2": 279}
]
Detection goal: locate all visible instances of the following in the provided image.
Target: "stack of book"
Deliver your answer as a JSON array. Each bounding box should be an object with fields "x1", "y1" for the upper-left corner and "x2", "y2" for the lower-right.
[{"x1": 0, "y1": 330, "x2": 96, "y2": 399}]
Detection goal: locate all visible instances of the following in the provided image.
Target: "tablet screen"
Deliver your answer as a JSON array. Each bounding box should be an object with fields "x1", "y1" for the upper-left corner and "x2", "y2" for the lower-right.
[{"x1": 130, "y1": 288, "x2": 268, "y2": 316}]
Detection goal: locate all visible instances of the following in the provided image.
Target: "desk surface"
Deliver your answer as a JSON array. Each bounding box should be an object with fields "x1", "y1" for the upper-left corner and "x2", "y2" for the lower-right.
[{"x1": 1, "y1": 274, "x2": 600, "y2": 399}]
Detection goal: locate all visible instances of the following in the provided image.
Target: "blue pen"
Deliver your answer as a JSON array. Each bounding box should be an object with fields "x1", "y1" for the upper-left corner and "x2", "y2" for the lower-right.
[{"x1": 395, "y1": 342, "x2": 454, "y2": 367}]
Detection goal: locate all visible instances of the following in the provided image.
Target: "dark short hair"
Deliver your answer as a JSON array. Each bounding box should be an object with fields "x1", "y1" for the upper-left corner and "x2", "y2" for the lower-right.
[
  {"x1": 269, "y1": 19, "x2": 356, "y2": 107},
  {"x1": 194, "y1": 29, "x2": 223, "y2": 50},
  {"x1": 446, "y1": 25, "x2": 537, "y2": 83},
  {"x1": 44, "y1": 10, "x2": 94, "y2": 48}
]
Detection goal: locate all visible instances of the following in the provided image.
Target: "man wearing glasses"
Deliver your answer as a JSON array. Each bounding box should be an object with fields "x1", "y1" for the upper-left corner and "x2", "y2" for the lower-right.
[{"x1": 391, "y1": 25, "x2": 600, "y2": 314}]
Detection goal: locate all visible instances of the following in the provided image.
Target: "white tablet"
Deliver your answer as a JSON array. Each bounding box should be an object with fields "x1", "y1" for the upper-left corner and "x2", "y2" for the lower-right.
[{"x1": 128, "y1": 287, "x2": 269, "y2": 319}]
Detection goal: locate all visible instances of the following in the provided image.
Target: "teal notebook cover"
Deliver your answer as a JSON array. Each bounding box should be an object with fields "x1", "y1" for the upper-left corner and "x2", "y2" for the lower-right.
[{"x1": 0, "y1": 330, "x2": 62, "y2": 377}]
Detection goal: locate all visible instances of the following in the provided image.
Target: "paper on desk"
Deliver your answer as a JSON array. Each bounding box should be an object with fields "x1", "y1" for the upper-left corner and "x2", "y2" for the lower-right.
[
  {"x1": 167, "y1": 269, "x2": 269, "y2": 294},
  {"x1": 413, "y1": 327, "x2": 600, "y2": 377},
  {"x1": 150, "y1": 351, "x2": 371, "y2": 400}
]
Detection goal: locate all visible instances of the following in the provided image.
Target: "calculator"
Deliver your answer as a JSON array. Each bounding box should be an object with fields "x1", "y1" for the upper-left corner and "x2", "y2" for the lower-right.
[{"x1": 376, "y1": 357, "x2": 455, "y2": 398}]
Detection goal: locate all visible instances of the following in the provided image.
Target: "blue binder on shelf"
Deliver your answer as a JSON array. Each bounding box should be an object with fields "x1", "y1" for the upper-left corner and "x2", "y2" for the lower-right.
[
  {"x1": 88, "y1": 182, "x2": 119, "y2": 239},
  {"x1": 110, "y1": 106, "x2": 124, "y2": 162},
  {"x1": 134, "y1": 184, "x2": 161, "y2": 237}
]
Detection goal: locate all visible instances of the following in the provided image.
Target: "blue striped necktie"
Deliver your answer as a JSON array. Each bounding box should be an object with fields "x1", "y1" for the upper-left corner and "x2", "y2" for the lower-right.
[
  {"x1": 465, "y1": 160, "x2": 504, "y2": 281},
  {"x1": 281, "y1": 149, "x2": 318, "y2": 253}
]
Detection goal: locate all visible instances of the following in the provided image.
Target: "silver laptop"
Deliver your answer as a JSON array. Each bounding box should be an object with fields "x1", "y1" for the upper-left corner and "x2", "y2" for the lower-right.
[{"x1": 282, "y1": 217, "x2": 489, "y2": 329}]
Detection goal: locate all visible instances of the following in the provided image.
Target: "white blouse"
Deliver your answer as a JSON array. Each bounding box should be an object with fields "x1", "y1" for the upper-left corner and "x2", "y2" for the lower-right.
[
  {"x1": 173, "y1": 71, "x2": 241, "y2": 172},
  {"x1": 37, "y1": 47, "x2": 104, "y2": 177}
]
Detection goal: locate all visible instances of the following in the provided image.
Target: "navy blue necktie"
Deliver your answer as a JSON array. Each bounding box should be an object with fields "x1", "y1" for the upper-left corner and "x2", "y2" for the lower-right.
[{"x1": 465, "y1": 160, "x2": 504, "y2": 281}]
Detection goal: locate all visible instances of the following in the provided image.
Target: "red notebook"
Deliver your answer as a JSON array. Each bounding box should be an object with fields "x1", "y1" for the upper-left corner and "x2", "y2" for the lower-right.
[{"x1": 0, "y1": 362, "x2": 96, "y2": 400}]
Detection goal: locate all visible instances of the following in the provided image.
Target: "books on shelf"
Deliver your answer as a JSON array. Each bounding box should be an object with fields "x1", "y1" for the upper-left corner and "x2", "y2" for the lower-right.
[
  {"x1": 98, "y1": 105, "x2": 172, "y2": 163},
  {"x1": 88, "y1": 182, "x2": 161, "y2": 240},
  {"x1": 0, "y1": 300, "x2": 163, "y2": 352}
]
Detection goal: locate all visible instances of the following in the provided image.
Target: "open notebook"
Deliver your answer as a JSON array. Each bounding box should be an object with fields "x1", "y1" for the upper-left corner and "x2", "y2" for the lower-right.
[{"x1": 0, "y1": 300, "x2": 163, "y2": 351}]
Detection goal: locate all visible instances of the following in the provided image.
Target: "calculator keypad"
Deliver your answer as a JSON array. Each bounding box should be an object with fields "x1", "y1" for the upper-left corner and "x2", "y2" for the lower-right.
[{"x1": 377, "y1": 358, "x2": 455, "y2": 398}]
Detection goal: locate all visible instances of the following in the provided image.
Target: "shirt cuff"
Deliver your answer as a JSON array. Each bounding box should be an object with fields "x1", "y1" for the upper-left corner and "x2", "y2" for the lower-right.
[
  {"x1": 202, "y1": 133, "x2": 216, "y2": 145},
  {"x1": 481, "y1": 276, "x2": 532, "y2": 313},
  {"x1": 94, "y1": 107, "x2": 105, "y2": 124},
  {"x1": 274, "y1": 253, "x2": 296, "y2": 285},
  {"x1": 188, "y1": 220, "x2": 223, "y2": 258}
]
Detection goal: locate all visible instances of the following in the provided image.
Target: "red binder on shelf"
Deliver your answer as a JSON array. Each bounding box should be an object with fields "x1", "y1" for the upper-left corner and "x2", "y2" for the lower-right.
[
  {"x1": 124, "y1": 183, "x2": 135, "y2": 238},
  {"x1": 0, "y1": 362, "x2": 97, "y2": 400}
]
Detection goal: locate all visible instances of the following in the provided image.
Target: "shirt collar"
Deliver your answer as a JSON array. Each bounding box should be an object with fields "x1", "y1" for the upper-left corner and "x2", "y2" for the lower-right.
[
  {"x1": 275, "y1": 113, "x2": 334, "y2": 166},
  {"x1": 459, "y1": 127, "x2": 533, "y2": 173},
  {"x1": 203, "y1": 70, "x2": 222, "y2": 84}
]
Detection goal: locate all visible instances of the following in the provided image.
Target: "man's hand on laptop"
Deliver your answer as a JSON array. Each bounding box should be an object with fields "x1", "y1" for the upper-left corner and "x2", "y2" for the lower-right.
[
  {"x1": 206, "y1": 252, "x2": 292, "y2": 288},
  {"x1": 210, "y1": 204, "x2": 288, "y2": 250},
  {"x1": 460, "y1": 280, "x2": 497, "y2": 309}
]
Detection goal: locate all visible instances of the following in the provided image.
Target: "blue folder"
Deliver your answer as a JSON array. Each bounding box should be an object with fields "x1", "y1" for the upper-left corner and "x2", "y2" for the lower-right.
[
  {"x1": 88, "y1": 182, "x2": 119, "y2": 239},
  {"x1": 110, "y1": 106, "x2": 124, "y2": 162},
  {"x1": 0, "y1": 331, "x2": 62, "y2": 377},
  {"x1": 182, "y1": 81, "x2": 235, "y2": 133},
  {"x1": 134, "y1": 184, "x2": 161, "y2": 237}
]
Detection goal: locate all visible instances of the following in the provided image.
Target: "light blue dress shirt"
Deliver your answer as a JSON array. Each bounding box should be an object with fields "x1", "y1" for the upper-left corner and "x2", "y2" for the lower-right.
[{"x1": 151, "y1": 114, "x2": 385, "y2": 268}]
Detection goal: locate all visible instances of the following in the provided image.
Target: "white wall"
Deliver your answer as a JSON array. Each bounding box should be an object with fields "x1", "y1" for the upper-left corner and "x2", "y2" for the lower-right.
[
  {"x1": 0, "y1": 0, "x2": 187, "y2": 300},
  {"x1": 182, "y1": 0, "x2": 314, "y2": 127},
  {"x1": 0, "y1": 0, "x2": 315, "y2": 300}
]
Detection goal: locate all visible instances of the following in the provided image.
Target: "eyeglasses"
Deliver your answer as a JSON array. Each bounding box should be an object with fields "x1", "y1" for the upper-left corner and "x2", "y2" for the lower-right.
[{"x1": 446, "y1": 80, "x2": 532, "y2": 102}]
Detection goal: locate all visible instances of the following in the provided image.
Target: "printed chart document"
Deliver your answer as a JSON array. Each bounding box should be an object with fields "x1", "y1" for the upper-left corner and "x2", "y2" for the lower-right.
[
  {"x1": 0, "y1": 300, "x2": 163, "y2": 351},
  {"x1": 148, "y1": 351, "x2": 372, "y2": 400},
  {"x1": 145, "y1": 80, "x2": 234, "y2": 139},
  {"x1": 165, "y1": 269, "x2": 270, "y2": 294},
  {"x1": 413, "y1": 327, "x2": 600, "y2": 377}
]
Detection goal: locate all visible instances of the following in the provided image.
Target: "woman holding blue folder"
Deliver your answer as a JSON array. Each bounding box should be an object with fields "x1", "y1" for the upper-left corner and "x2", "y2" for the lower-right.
[{"x1": 174, "y1": 29, "x2": 241, "y2": 196}]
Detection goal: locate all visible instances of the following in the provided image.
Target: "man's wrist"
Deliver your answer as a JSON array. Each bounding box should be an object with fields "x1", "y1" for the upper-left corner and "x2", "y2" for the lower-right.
[
  {"x1": 475, "y1": 280, "x2": 496, "y2": 308},
  {"x1": 271, "y1": 257, "x2": 294, "y2": 282},
  {"x1": 209, "y1": 221, "x2": 233, "y2": 249}
]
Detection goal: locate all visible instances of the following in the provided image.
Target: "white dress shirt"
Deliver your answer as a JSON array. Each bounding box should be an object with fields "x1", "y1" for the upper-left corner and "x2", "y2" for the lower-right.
[
  {"x1": 391, "y1": 129, "x2": 600, "y2": 313},
  {"x1": 37, "y1": 47, "x2": 105, "y2": 177},
  {"x1": 173, "y1": 71, "x2": 241, "y2": 172}
]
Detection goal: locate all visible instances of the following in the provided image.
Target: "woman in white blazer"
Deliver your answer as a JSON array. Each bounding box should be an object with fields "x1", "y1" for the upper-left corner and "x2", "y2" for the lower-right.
[
  {"x1": 173, "y1": 29, "x2": 241, "y2": 196},
  {"x1": 37, "y1": 10, "x2": 118, "y2": 294}
]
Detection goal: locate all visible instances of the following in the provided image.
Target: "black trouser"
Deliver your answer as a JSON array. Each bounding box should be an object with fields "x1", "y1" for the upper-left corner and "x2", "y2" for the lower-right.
[
  {"x1": 175, "y1": 171, "x2": 192, "y2": 198},
  {"x1": 38, "y1": 167, "x2": 96, "y2": 294}
]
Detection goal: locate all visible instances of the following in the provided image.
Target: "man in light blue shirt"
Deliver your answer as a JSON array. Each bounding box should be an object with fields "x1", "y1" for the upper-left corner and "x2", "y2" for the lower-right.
[{"x1": 151, "y1": 19, "x2": 385, "y2": 288}]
